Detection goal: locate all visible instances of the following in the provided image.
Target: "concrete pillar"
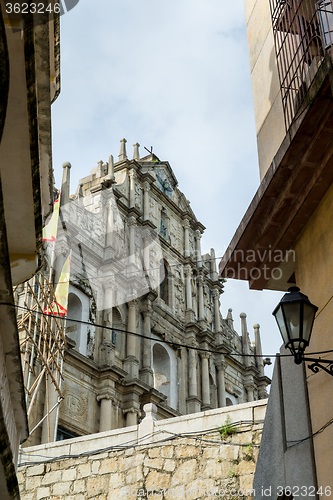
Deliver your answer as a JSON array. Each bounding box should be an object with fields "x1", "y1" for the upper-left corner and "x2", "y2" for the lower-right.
[
  {"x1": 129, "y1": 169, "x2": 136, "y2": 208},
  {"x1": 60, "y1": 161, "x2": 71, "y2": 207},
  {"x1": 201, "y1": 352, "x2": 210, "y2": 408},
  {"x1": 195, "y1": 230, "x2": 202, "y2": 268},
  {"x1": 212, "y1": 289, "x2": 221, "y2": 332},
  {"x1": 197, "y1": 275, "x2": 204, "y2": 320},
  {"x1": 216, "y1": 358, "x2": 226, "y2": 407},
  {"x1": 119, "y1": 138, "x2": 127, "y2": 161},
  {"x1": 184, "y1": 265, "x2": 193, "y2": 310},
  {"x1": 143, "y1": 181, "x2": 150, "y2": 221},
  {"x1": 133, "y1": 142, "x2": 140, "y2": 160},
  {"x1": 184, "y1": 219, "x2": 190, "y2": 258}
]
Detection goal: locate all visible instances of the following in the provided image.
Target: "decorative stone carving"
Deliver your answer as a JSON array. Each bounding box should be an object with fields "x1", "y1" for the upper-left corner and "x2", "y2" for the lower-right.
[
  {"x1": 134, "y1": 182, "x2": 142, "y2": 210},
  {"x1": 63, "y1": 390, "x2": 88, "y2": 422}
]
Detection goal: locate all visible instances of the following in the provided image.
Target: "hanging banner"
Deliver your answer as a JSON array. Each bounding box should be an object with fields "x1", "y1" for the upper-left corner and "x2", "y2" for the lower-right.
[
  {"x1": 44, "y1": 252, "x2": 71, "y2": 316},
  {"x1": 43, "y1": 192, "x2": 61, "y2": 242}
]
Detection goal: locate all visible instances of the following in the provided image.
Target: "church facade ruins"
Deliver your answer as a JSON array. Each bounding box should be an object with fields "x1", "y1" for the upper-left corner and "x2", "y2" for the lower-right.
[{"x1": 16, "y1": 140, "x2": 270, "y2": 445}]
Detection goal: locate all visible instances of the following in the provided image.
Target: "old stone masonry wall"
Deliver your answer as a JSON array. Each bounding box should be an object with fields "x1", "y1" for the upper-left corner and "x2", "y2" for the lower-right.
[{"x1": 17, "y1": 401, "x2": 266, "y2": 500}]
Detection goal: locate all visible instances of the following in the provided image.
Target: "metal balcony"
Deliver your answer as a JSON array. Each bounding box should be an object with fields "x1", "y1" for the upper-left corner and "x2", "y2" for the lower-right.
[{"x1": 270, "y1": 0, "x2": 333, "y2": 129}]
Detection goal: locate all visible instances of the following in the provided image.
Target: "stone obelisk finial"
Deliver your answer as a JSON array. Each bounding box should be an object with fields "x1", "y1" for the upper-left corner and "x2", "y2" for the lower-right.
[
  {"x1": 254, "y1": 323, "x2": 265, "y2": 376},
  {"x1": 240, "y1": 312, "x2": 251, "y2": 366},
  {"x1": 118, "y1": 138, "x2": 127, "y2": 161},
  {"x1": 133, "y1": 142, "x2": 140, "y2": 160},
  {"x1": 227, "y1": 308, "x2": 234, "y2": 330},
  {"x1": 61, "y1": 161, "x2": 71, "y2": 206}
]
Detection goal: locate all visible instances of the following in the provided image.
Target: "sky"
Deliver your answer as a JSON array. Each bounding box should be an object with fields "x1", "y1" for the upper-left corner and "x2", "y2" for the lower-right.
[{"x1": 51, "y1": 0, "x2": 283, "y2": 379}]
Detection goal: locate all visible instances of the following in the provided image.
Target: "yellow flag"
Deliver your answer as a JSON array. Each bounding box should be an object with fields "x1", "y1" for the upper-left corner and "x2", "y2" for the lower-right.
[
  {"x1": 44, "y1": 252, "x2": 71, "y2": 316},
  {"x1": 43, "y1": 193, "x2": 60, "y2": 242}
]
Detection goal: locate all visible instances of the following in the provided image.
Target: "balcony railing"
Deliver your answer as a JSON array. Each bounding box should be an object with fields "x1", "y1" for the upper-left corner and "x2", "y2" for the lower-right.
[{"x1": 270, "y1": 0, "x2": 333, "y2": 130}]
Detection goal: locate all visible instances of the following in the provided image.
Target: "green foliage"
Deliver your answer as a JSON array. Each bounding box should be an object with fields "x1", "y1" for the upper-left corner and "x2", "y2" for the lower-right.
[
  {"x1": 218, "y1": 415, "x2": 238, "y2": 439},
  {"x1": 243, "y1": 443, "x2": 255, "y2": 462},
  {"x1": 228, "y1": 468, "x2": 236, "y2": 478}
]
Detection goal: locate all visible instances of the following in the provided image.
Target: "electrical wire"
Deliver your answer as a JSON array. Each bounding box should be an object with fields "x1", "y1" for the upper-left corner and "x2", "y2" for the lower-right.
[
  {"x1": 18, "y1": 420, "x2": 264, "y2": 466},
  {"x1": 5, "y1": 302, "x2": 280, "y2": 359},
  {"x1": 287, "y1": 417, "x2": 333, "y2": 448},
  {"x1": 5, "y1": 302, "x2": 333, "y2": 360}
]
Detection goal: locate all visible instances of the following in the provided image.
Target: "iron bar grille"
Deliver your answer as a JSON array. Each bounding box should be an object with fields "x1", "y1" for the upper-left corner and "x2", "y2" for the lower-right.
[{"x1": 269, "y1": 0, "x2": 333, "y2": 130}]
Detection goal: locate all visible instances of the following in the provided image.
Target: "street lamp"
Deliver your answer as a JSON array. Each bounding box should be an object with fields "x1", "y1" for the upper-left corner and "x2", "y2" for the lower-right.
[{"x1": 273, "y1": 286, "x2": 333, "y2": 376}]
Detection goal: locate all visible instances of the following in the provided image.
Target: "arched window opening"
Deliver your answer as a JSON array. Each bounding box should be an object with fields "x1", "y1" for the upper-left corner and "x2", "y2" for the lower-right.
[
  {"x1": 153, "y1": 343, "x2": 170, "y2": 404},
  {"x1": 160, "y1": 259, "x2": 169, "y2": 305},
  {"x1": 67, "y1": 293, "x2": 82, "y2": 351},
  {"x1": 226, "y1": 397, "x2": 233, "y2": 406}
]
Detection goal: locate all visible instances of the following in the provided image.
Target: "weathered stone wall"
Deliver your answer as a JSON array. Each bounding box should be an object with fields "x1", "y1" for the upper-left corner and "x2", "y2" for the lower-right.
[{"x1": 17, "y1": 401, "x2": 266, "y2": 500}]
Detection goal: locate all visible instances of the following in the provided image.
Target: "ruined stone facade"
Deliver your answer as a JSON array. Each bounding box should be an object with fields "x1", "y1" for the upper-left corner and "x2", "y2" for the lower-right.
[{"x1": 17, "y1": 140, "x2": 269, "y2": 445}]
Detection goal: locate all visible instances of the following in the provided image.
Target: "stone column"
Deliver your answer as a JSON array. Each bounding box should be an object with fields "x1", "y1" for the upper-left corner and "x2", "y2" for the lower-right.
[
  {"x1": 212, "y1": 289, "x2": 221, "y2": 333},
  {"x1": 216, "y1": 358, "x2": 226, "y2": 408},
  {"x1": 141, "y1": 309, "x2": 153, "y2": 386},
  {"x1": 201, "y1": 352, "x2": 210, "y2": 408},
  {"x1": 245, "y1": 383, "x2": 255, "y2": 402},
  {"x1": 195, "y1": 230, "x2": 202, "y2": 268},
  {"x1": 129, "y1": 169, "x2": 136, "y2": 208},
  {"x1": 124, "y1": 407, "x2": 139, "y2": 427},
  {"x1": 143, "y1": 228, "x2": 150, "y2": 272},
  {"x1": 128, "y1": 215, "x2": 136, "y2": 265},
  {"x1": 60, "y1": 161, "x2": 71, "y2": 207},
  {"x1": 210, "y1": 248, "x2": 218, "y2": 281},
  {"x1": 188, "y1": 347, "x2": 197, "y2": 398},
  {"x1": 124, "y1": 300, "x2": 139, "y2": 379},
  {"x1": 143, "y1": 181, "x2": 150, "y2": 221},
  {"x1": 184, "y1": 265, "x2": 193, "y2": 311},
  {"x1": 197, "y1": 274, "x2": 204, "y2": 321},
  {"x1": 99, "y1": 287, "x2": 116, "y2": 366},
  {"x1": 169, "y1": 272, "x2": 175, "y2": 312},
  {"x1": 184, "y1": 219, "x2": 190, "y2": 258},
  {"x1": 97, "y1": 392, "x2": 114, "y2": 432},
  {"x1": 187, "y1": 340, "x2": 201, "y2": 414}
]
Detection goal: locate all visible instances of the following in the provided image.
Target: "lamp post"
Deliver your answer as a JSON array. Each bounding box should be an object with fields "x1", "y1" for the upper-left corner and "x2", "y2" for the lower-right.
[{"x1": 273, "y1": 286, "x2": 333, "y2": 376}]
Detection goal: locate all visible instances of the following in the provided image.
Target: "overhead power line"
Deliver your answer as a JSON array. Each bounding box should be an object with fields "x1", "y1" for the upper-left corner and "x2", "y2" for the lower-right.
[{"x1": 4, "y1": 302, "x2": 333, "y2": 360}]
